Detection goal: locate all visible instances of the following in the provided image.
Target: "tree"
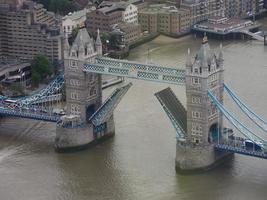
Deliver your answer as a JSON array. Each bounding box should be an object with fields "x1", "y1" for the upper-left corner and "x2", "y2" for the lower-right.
[
  {"x1": 31, "y1": 54, "x2": 54, "y2": 87},
  {"x1": 69, "y1": 27, "x2": 79, "y2": 45},
  {"x1": 36, "y1": 0, "x2": 74, "y2": 15}
]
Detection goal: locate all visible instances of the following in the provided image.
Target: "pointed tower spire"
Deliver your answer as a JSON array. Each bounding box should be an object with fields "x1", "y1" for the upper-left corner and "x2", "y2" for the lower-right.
[
  {"x1": 202, "y1": 32, "x2": 208, "y2": 44},
  {"x1": 219, "y1": 43, "x2": 223, "y2": 60},
  {"x1": 218, "y1": 43, "x2": 224, "y2": 69},
  {"x1": 64, "y1": 34, "x2": 70, "y2": 58},
  {"x1": 95, "y1": 29, "x2": 102, "y2": 56},
  {"x1": 186, "y1": 48, "x2": 192, "y2": 66}
]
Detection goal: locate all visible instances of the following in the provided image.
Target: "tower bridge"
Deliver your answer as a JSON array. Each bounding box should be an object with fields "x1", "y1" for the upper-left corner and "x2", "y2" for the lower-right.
[{"x1": 0, "y1": 28, "x2": 267, "y2": 171}]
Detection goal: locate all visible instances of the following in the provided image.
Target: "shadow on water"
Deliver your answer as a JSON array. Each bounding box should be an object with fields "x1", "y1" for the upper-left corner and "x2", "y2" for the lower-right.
[
  {"x1": 54, "y1": 137, "x2": 137, "y2": 200},
  {"x1": 174, "y1": 155, "x2": 237, "y2": 200}
]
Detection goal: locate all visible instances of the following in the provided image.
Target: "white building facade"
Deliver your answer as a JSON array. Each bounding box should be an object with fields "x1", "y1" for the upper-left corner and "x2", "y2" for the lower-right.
[
  {"x1": 62, "y1": 9, "x2": 89, "y2": 35},
  {"x1": 122, "y1": 3, "x2": 138, "y2": 24}
]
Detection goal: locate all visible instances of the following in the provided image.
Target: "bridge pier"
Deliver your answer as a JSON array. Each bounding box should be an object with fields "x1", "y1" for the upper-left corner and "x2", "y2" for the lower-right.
[
  {"x1": 175, "y1": 37, "x2": 233, "y2": 172},
  {"x1": 175, "y1": 141, "x2": 231, "y2": 172},
  {"x1": 55, "y1": 115, "x2": 115, "y2": 151}
]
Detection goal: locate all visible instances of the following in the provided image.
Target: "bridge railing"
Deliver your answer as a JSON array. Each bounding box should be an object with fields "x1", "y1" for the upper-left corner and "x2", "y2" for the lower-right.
[
  {"x1": 89, "y1": 82, "x2": 133, "y2": 126},
  {"x1": 0, "y1": 106, "x2": 60, "y2": 122},
  {"x1": 215, "y1": 140, "x2": 267, "y2": 159}
]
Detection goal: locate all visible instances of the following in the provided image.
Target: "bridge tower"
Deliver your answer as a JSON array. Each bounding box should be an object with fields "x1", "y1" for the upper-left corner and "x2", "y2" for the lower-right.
[
  {"x1": 55, "y1": 28, "x2": 115, "y2": 151},
  {"x1": 176, "y1": 37, "x2": 230, "y2": 171}
]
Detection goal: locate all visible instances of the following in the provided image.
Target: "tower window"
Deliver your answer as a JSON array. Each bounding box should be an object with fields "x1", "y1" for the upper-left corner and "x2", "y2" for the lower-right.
[
  {"x1": 70, "y1": 104, "x2": 80, "y2": 115},
  {"x1": 71, "y1": 92, "x2": 79, "y2": 100},
  {"x1": 192, "y1": 77, "x2": 200, "y2": 84},
  {"x1": 192, "y1": 111, "x2": 202, "y2": 119}
]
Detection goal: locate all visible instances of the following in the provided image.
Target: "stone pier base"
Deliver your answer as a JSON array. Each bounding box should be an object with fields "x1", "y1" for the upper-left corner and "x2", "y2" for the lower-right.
[
  {"x1": 55, "y1": 116, "x2": 115, "y2": 152},
  {"x1": 175, "y1": 141, "x2": 233, "y2": 173}
]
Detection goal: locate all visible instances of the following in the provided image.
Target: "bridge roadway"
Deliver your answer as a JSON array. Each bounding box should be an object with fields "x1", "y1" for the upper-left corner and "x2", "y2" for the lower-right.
[
  {"x1": 155, "y1": 87, "x2": 187, "y2": 139},
  {"x1": 0, "y1": 105, "x2": 60, "y2": 122},
  {"x1": 215, "y1": 138, "x2": 267, "y2": 159},
  {"x1": 89, "y1": 83, "x2": 133, "y2": 126},
  {"x1": 0, "y1": 82, "x2": 133, "y2": 124},
  {"x1": 84, "y1": 57, "x2": 186, "y2": 85}
]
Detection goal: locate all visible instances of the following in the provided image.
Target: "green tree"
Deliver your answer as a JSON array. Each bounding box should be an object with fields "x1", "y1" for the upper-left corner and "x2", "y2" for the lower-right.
[
  {"x1": 35, "y1": 0, "x2": 74, "y2": 15},
  {"x1": 31, "y1": 54, "x2": 54, "y2": 87},
  {"x1": 48, "y1": 0, "x2": 73, "y2": 15},
  {"x1": 69, "y1": 27, "x2": 79, "y2": 45}
]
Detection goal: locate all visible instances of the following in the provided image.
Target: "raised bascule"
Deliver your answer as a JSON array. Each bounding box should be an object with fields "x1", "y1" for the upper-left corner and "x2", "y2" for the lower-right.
[{"x1": 1, "y1": 28, "x2": 267, "y2": 171}]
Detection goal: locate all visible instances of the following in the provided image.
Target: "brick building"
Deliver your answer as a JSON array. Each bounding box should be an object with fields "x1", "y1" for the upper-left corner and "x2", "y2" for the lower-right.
[
  {"x1": 139, "y1": 4, "x2": 191, "y2": 36},
  {"x1": 86, "y1": 1, "x2": 138, "y2": 34}
]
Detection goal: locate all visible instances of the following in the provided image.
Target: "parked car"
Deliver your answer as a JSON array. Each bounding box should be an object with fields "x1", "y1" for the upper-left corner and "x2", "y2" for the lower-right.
[
  {"x1": 243, "y1": 139, "x2": 263, "y2": 151},
  {"x1": 52, "y1": 108, "x2": 65, "y2": 115}
]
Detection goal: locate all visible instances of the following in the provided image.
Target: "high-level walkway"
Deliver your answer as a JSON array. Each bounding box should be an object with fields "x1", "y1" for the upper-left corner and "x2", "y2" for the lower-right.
[{"x1": 84, "y1": 57, "x2": 185, "y2": 85}]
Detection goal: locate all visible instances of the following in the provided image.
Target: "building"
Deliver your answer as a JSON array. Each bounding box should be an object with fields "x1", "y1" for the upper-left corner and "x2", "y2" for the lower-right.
[
  {"x1": 0, "y1": 0, "x2": 63, "y2": 62},
  {"x1": 86, "y1": 1, "x2": 138, "y2": 34},
  {"x1": 193, "y1": 16, "x2": 254, "y2": 35},
  {"x1": 180, "y1": 0, "x2": 224, "y2": 26},
  {"x1": 0, "y1": 56, "x2": 31, "y2": 87},
  {"x1": 62, "y1": 9, "x2": 90, "y2": 35},
  {"x1": 72, "y1": 0, "x2": 92, "y2": 10},
  {"x1": 138, "y1": 4, "x2": 191, "y2": 36},
  {"x1": 224, "y1": 0, "x2": 264, "y2": 18},
  {"x1": 127, "y1": 0, "x2": 147, "y2": 11},
  {"x1": 112, "y1": 22, "x2": 141, "y2": 44}
]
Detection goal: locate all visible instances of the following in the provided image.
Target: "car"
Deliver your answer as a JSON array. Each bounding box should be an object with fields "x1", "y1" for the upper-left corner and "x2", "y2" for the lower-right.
[
  {"x1": 52, "y1": 108, "x2": 65, "y2": 115},
  {"x1": 41, "y1": 109, "x2": 48, "y2": 113},
  {"x1": 7, "y1": 104, "x2": 17, "y2": 109},
  {"x1": 243, "y1": 139, "x2": 263, "y2": 151}
]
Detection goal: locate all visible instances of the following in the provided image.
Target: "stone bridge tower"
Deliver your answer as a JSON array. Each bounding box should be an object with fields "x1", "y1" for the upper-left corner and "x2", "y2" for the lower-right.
[
  {"x1": 55, "y1": 28, "x2": 115, "y2": 151},
  {"x1": 176, "y1": 37, "x2": 230, "y2": 171}
]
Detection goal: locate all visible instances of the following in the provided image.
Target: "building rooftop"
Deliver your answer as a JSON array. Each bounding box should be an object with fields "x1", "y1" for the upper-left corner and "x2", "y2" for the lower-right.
[
  {"x1": 0, "y1": 57, "x2": 30, "y2": 77},
  {"x1": 71, "y1": 28, "x2": 95, "y2": 52},
  {"x1": 127, "y1": 0, "x2": 145, "y2": 5},
  {"x1": 182, "y1": 0, "x2": 200, "y2": 5},
  {"x1": 97, "y1": 1, "x2": 132, "y2": 15},
  {"x1": 63, "y1": 9, "x2": 89, "y2": 21},
  {"x1": 140, "y1": 4, "x2": 188, "y2": 14},
  {"x1": 197, "y1": 17, "x2": 253, "y2": 30}
]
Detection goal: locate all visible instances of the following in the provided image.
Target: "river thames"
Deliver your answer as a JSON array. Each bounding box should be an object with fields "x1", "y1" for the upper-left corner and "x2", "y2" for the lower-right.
[{"x1": 0, "y1": 19, "x2": 266, "y2": 200}]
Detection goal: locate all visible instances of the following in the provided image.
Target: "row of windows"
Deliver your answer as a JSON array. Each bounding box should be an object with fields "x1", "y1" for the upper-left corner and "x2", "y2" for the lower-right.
[
  {"x1": 71, "y1": 92, "x2": 79, "y2": 100},
  {"x1": 209, "y1": 73, "x2": 218, "y2": 82},
  {"x1": 124, "y1": 11, "x2": 137, "y2": 17},
  {"x1": 192, "y1": 96, "x2": 202, "y2": 104},
  {"x1": 70, "y1": 79, "x2": 81, "y2": 86},
  {"x1": 63, "y1": 25, "x2": 78, "y2": 31},
  {"x1": 192, "y1": 123, "x2": 202, "y2": 132},
  {"x1": 192, "y1": 111, "x2": 202, "y2": 119},
  {"x1": 191, "y1": 131, "x2": 203, "y2": 136},
  {"x1": 192, "y1": 137, "x2": 202, "y2": 144},
  {"x1": 192, "y1": 77, "x2": 200, "y2": 84},
  {"x1": 71, "y1": 104, "x2": 80, "y2": 115}
]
